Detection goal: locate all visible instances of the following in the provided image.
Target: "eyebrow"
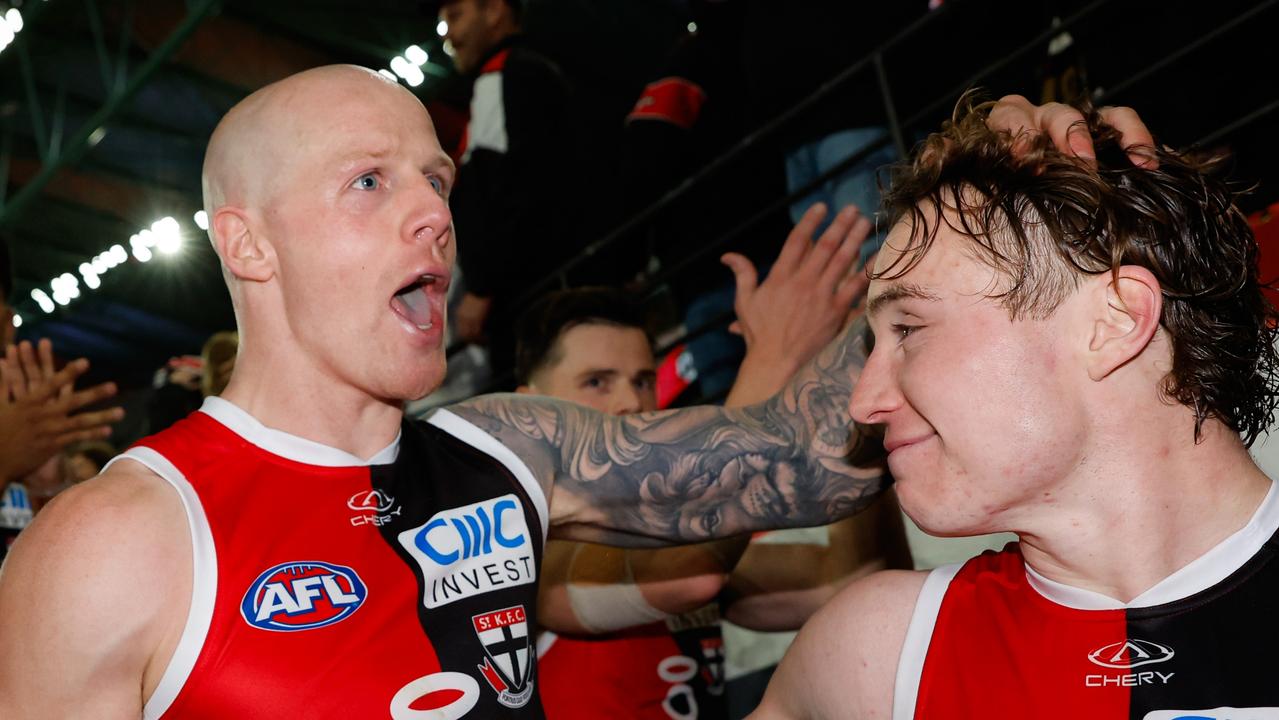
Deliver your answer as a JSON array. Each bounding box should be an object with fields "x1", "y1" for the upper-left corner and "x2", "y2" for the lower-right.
[
  {"x1": 867, "y1": 283, "x2": 942, "y2": 318},
  {"x1": 576, "y1": 368, "x2": 657, "y2": 380},
  {"x1": 334, "y1": 145, "x2": 455, "y2": 177}
]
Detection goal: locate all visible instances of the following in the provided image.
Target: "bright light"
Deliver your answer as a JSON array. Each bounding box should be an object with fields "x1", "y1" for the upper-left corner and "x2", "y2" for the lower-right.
[
  {"x1": 378, "y1": 69, "x2": 397, "y2": 82},
  {"x1": 405, "y1": 44, "x2": 429, "y2": 65},
  {"x1": 0, "y1": 18, "x2": 14, "y2": 46},
  {"x1": 390, "y1": 55, "x2": 411, "y2": 80},
  {"x1": 91, "y1": 257, "x2": 108, "y2": 274},
  {"x1": 157, "y1": 233, "x2": 182, "y2": 255},
  {"x1": 135, "y1": 229, "x2": 154, "y2": 248},
  {"x1": 30, "y1": 289, "x2": 54, "y2": 314},
  {"x1": 150, "y1": 216, "x2": 181, "y2": 255},
  {"x1": 60, "y1": 273, "x2": 78, "y2": 288},
  {"x1": 109, "y1": 245, "x2": 127, "y2": 264},
  {"x1": 80, "y1": 264, "x2": 101, "y2": 289},
  {"x1": 133, "y1": 245, "x2": 153, "y2": 263},
  {"x1": 688, "y1": 21, "x2": 697, "y2": 33},
  {"x1": 437, "y1": 20, "x2": 448, "y2": 37},
  {"x1": 11, "y1": 314, "x2": 21, "y2": 328},
  {"x1": 405, "y1": 66, "x2": 426, "y2": 87},
  {"x1": 6, "y1": 8, "x2": 23, "y2": 33},
  {"x1": 52, "y1": 290, "x2": 69, "y2": 306},
  {"x1": 193, "y1": 210, "x2": 208, "y2": 230}
]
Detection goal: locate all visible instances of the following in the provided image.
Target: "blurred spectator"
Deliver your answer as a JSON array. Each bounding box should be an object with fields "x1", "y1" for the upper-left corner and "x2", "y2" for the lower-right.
[
  {"x1": 63, "y1": 440, "x2": 116, "y2": 484},
  {"x1": 742, "y1": 1, "x2": 928, "y2": 251},
  {"x1": 147, "y1": 331, "x2": 238, "y2": 434},
  {"x1": 620, "y1": 2, "x2": 791, "y2": 401},
  {"x1": 0, "y1": 243, "x2": 121, "y2": 481},
  {"x1": 438, "y1": 0, "x2": 578, "y2": 382}
]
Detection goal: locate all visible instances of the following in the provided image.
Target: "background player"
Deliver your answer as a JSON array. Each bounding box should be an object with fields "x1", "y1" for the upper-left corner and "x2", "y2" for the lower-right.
[{"x1": 518, "y1": 202, "x2": 909, "y2": 718}]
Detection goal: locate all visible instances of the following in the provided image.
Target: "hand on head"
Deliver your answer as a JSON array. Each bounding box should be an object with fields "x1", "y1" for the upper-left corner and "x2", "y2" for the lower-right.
[
  {"x1": 0, "y1": 339, "x2": 123, "y2": 482},
  {"x1": 987, "y1": 93, "x2": 1157, "y2": 168}
]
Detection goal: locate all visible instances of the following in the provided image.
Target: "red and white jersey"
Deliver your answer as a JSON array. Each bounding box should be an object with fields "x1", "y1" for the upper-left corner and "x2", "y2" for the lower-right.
[
  {"x1": 537, "y1": 604, "x2": 725, "y2": 719},
  {"x1": 894, "y1": 481, "x2": 1279, "y2": 720},
  {"x1": 110, "y1": 397, "x2": 548, "y2": 719}
]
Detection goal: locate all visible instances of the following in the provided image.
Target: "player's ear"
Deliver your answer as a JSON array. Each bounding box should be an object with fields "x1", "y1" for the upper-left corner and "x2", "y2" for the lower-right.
[
  {"x1": 213, "y1": 207, "x2": 276, "y2": 283},
  {"x1": 1085, "y1": 265, "x2": 1162, "y2": 381}
]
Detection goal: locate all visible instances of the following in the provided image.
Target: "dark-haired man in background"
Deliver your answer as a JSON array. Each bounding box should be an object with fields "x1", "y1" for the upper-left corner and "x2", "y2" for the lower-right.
[{"x1": 755, "y1": 98, "x2": 1279, "y2": 719}]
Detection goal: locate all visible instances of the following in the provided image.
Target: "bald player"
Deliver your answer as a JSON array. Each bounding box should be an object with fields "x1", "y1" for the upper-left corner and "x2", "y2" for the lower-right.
[{"x1": 0, "y1": 65, "x2": 889, "y2": 719}]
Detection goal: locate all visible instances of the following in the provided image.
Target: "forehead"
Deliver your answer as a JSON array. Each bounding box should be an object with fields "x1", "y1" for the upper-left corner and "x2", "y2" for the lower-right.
[
  {"x1": 288, "y1": 81, "x2": 444, "y2": 167},
  {"x1": 549, "y1": 324, "x2": 655, "y2": 374},
  {"x1": 867, "y1": 216, "x2": 1004, "y2": 314}
]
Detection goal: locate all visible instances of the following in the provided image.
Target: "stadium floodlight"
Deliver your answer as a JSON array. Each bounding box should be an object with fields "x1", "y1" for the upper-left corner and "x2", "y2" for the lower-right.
[
  {"x1": 31, "y1": 289, "x2": 55, "y2": 314},
  {"x1": 437, "y1": 20, "x2": 447, "y2": 37},
  {"x1": 390, "y1": 56, "x2": 412, "y2": 80},
  {"x1": 194, "y1": 210, "x2": 208, "y2": 230},
  {"x1": 405, "y1": 45, "x2": 428, "y2": 66},
  {"x1": 11, "y1": 314, "x2": 21, "y2": 328}
]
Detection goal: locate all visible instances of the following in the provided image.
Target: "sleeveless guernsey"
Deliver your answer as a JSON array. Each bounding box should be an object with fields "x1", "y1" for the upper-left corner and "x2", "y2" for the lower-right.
[
  {"x1": 109, "y1": 397, "x2": 548, "y2": 719},
  {"x1": 894, "y1": 481, "x2": 1279, "y2": 720}
]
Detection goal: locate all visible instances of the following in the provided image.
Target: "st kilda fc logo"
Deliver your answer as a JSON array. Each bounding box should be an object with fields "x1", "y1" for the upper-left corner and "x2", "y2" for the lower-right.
[{"x1": 472, "y1": 605, "x2": 534, "y2": 708}]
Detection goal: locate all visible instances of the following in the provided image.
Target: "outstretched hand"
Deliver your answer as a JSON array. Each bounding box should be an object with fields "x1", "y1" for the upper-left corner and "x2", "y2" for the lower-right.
[
  {"x1": 0, "y1": 340, "x2": 123, "y2": 482},
  {"x1": 987, "y1": 94, "x2": 1157, "y2": 168},
  {"x1": 722, "y1": 202, "x2": 873, "y2": 407}
]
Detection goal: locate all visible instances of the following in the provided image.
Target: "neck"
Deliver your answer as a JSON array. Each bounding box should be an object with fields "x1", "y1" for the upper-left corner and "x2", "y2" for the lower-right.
[
  {"x1": 1015, "y1": 418, "x2": 1272, "y2": 604},
  {"x1": 219, "y1": 337, "x2": 404, "y2": 460}
]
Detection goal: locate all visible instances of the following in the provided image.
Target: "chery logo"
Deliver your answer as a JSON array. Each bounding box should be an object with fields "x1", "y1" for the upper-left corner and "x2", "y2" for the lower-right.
[
  {"x1": 1088, "y1": 639, "x2": 1175, "y2": 669},
  {"x1": 348, "y1": 489, "x2": 396, "y2": 513}
]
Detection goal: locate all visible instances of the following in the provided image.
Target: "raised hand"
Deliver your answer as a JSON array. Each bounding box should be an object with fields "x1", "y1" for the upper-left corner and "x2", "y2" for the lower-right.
[
  {"x1": 0, "y1": 342, "x2": 123, "y2": 482},
  {"x1": 721, "y1": 203, "x2": 873, "y2": 407}
]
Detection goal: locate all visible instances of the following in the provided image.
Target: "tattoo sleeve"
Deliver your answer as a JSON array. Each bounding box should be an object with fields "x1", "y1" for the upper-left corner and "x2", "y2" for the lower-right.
[{"x1": 448, "y1": 319, "x2": 888, "y2": 546}]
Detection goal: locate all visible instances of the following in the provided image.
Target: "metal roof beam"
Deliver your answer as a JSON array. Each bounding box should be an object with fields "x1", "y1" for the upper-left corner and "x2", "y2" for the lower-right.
[{"x1": 0, "y1": 0, "x2": 219, "y2": 228}]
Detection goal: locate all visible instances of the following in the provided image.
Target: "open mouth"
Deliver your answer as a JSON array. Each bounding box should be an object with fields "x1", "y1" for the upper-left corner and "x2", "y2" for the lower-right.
[{"x1": 390, "y1": 274, "x2": 442, "y2": 331}]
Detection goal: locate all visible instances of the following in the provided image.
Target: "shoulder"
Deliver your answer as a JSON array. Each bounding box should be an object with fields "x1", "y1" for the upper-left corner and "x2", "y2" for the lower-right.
[
  {"x1": 2, "y1": 458, "x2": 190, "y2": 621},
  {"x1": 757, "y1": 570, "x2": 930, "y2": 720},
  {"x1": 0, "y1": 458, "x2": 191, "y2": 709}
]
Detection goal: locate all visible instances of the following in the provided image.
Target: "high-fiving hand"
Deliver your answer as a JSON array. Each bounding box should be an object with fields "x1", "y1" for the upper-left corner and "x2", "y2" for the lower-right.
[{"x1": 0, "y1": 340, "x2": 124, "y2": 482}]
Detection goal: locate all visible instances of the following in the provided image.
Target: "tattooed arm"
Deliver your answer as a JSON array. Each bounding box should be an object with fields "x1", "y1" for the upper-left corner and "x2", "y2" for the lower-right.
[{"x1": 447, "y1": 318, "x2": 887, "y2": 546}]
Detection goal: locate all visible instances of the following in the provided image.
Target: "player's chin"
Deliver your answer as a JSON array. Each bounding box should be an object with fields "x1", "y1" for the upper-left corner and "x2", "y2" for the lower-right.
[{"x1": 377, "y1": 358, "x2": 447, "y2": 403}]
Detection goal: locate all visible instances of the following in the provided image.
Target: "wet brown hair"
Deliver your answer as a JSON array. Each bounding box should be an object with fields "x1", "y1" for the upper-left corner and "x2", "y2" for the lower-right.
[{"x1": 878, "y1": 93, "x2": 1279, "y2": 444}]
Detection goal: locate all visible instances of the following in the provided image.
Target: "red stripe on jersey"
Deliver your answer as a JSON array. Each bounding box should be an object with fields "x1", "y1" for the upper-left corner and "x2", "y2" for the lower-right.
[
  {"x1": 480, "y1": 48, "x2": 511, "y2": 75},
  {"x1": 914, "y1": 547, "x2": 1131, "y2": 719},
  {"x1": 627, "y1": 78, "x2": 707, "y2": 130}
]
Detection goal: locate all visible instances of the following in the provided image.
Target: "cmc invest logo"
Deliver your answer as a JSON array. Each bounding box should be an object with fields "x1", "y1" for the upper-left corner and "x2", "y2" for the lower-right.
[{"x1": 1088, "y1": 638, "x2": 1175, "y2": 669}]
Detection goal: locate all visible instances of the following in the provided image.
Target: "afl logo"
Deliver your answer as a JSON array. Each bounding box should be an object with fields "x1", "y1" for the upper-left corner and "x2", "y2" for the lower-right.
[
  {"x1": 241, "y1": 561, "x2": 368, "y2": 632},
  {"x1": 1088, "y1": 639, "x2": 1175, "y2": 669}
]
